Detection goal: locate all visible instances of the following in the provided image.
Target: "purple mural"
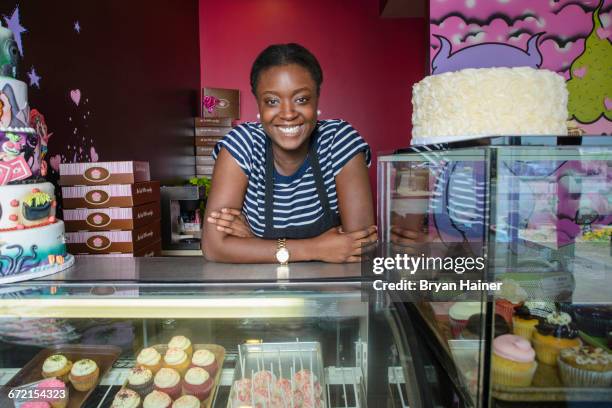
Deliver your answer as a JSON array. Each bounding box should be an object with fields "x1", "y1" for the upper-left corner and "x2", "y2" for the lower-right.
[{"x1": 430, "y1": 0, "x2": 612, "y2": 135}]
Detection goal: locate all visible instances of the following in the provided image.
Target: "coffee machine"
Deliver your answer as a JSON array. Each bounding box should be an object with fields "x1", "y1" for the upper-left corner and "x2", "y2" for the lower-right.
[{"x1": 160, "y1": 186, "x2": 205, "y2": 254}]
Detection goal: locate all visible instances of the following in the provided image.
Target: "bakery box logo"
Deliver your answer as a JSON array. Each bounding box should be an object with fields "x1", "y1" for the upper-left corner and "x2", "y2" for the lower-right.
[
  {"x1": 86, "y1": 212, "x2": 111, "y2": 228},
  {"x1": 86, "y1": 235, "x2": 112, "y2": 251},
  {"x1": 136, "y1": 230, "x2": 153, "y2": 242},
  {"x1": 83, "y1": 167, "x2": 111, "y2": 183},
  {"x1": 137, "y1": 210, "x2": 154, "y2": 219},
  {"x1": 85, "y1": 190, "x2": 110, "y2": 206}
]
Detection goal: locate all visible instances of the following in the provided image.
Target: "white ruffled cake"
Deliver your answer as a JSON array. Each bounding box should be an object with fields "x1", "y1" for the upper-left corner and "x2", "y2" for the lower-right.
[
  {"x1": 411, "y1": 67, "x2": 569, "y2": 140},
  {"x1": 0, "y1": 24, "x2": 73, "y2": 283}
]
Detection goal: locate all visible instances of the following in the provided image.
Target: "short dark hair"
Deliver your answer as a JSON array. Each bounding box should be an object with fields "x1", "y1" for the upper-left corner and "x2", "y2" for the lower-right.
[{"x1": 250, "y1": 43, "x2": 323, "y2": 95}]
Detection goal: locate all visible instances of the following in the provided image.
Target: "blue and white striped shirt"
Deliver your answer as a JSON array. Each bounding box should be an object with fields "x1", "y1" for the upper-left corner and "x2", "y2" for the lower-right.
[{"x1": 213, "y1": 119, "x2": 371, "y2": 237}]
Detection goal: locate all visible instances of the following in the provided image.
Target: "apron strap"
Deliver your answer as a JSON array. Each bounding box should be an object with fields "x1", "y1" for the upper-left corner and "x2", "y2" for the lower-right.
[{"x1": 263, "y1": 133, "x2": 337, "y2": 238}]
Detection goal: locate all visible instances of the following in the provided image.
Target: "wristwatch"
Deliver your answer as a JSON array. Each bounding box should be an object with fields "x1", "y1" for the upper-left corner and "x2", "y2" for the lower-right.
[{"x1": 275, "y1": 238, "x2": 290, "y2": 266}]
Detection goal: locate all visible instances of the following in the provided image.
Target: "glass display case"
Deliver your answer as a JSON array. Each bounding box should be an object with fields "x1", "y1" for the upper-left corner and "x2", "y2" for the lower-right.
[
  {"x1": 0, "y1": 258, "x2": 469, "y2": 408},
  {"x1": 378, "y1": 136, "x2": 612, "y2": 407}
]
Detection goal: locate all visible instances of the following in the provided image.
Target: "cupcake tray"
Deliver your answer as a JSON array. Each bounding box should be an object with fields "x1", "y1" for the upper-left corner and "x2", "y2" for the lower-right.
[
  {"x1": 0, "y1": 344, "x2": 121, "y2": 407},
  {"x1": 227, "y1": 341, "x2": 328, "y2": 408},
  {"x1": 492, "y1": 362, "x2": 612, "y2": 402},
  {"x1": 119, "y1": 343, "x2": 225, "y2": 408}
]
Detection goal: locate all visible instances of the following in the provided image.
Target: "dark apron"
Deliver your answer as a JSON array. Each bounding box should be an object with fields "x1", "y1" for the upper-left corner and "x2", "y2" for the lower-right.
[{"x1": 262, "y1": 134, "x2": 340, "y2": 239}]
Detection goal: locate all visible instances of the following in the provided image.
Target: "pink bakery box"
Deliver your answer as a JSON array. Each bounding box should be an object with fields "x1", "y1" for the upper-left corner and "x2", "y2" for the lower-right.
[
  {"x1": 66, "y1": 222, "x2": 161, "y2": 254},
  {"x1": 61, "y1": 181, "x2": 160, "y2": 209},
  {"x1": 74, "y1": 240, "x2": 162, "y2": 258},
  {"x1": 59, "y1": 161, "x2": 150, "y2": 186},
  {"x1": 63, "y1": 202, "x2": 160, "y2": 232}
]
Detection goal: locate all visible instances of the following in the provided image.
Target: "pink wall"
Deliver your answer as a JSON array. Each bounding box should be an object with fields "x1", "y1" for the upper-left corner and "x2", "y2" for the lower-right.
[{"x1": 199, "y1": 0, "x2": 427, "y2": 188}]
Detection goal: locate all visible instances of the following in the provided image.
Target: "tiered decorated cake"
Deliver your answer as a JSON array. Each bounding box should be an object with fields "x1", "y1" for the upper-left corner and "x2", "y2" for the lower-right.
[
  {"x1": 0, "y1": 24, "x2": 73, "y2": 283},
  {"x1": 411, "y1": 67, "x2": 569, "y2": 142}
]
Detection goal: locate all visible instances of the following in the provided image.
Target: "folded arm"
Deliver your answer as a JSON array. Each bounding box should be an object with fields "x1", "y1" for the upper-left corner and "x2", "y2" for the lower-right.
[{"x1": 202, "y1": 148, "x2": 375, "y2": 263}]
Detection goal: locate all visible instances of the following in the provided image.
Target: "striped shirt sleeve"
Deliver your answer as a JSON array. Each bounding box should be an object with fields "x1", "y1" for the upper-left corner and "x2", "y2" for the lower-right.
[
  {"x1": 213, "y1": 124, "x2": 254, "y2": 177},
  {"x1": 330, "y1": 121, "x2": 371, "y2": 177}
]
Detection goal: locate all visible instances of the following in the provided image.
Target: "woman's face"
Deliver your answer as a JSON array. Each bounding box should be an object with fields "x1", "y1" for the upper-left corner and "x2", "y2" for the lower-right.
[{"x1": 255, "y1": 64, "x2": 318, "y2": 152}]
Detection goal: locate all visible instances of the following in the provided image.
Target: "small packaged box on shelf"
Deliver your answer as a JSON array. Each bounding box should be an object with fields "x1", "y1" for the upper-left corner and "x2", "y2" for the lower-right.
[
  {"x1": 195, "y1": 136, "x2": 224, "y2": 146},
  {"x1": 195, "y1": 126, "x2": 232, "y2": 137},
  {"x1": 196, "y1": 146, "x2": 214, "y2": 156},
  {"x1": 194, "y1": 117, "x2": 233, "y2": 127},
  {"x1": 61, "y1": 181, "x2": 160, "y2": 209},
  {"x1": 201, "y1": 87, "x2": 240, "y2": 119},
  {"x1": 63, "y1": 201, "x2": 161, "y2": 232},
  {"x1": 195, "y1": 156, "x2": 215, "y2": 166},
  {"x1": 59, "y1": 161, "x2": 150, "y2": 186},
  {"x1": 66, "y1": 223, "x2": 161, "y2": 254}
]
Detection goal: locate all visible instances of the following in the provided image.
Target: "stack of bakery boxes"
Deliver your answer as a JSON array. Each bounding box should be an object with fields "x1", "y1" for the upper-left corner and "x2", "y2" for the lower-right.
[
  {"x1": 59, "y1": 161, "x2": 162, "y2": 257},
  {"x1": 195, "y1": 87, "x2": 240, "y2": 177}
]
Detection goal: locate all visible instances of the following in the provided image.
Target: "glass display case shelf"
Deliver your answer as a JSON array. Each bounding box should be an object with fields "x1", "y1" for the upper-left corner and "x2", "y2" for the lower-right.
[{"x1": 378, "y1": 137, "x2": 612, "y2": 408}]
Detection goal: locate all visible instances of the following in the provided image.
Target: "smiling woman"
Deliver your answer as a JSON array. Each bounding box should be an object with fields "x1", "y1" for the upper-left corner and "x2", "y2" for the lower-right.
[{"x1": 202, "y1": 43, "x2": 376, "y2": 264}]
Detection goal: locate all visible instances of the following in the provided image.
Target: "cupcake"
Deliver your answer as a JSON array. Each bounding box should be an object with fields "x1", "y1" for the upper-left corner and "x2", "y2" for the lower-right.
[
  {"x1": 168, "y1": 336, "x2": 193, "y2": 358},
  {"x1": 143, "y1": 390, "x2": 172, "y2": 408},
  {"x1": 172, "y1": 395, "x2": 200, "y2": 408},
  {"x1": 524, "y1": 301, "x2": 556, "y2": 319},
  {"x1": 491, "y1": 334, "x2": 537, "y2": 387},
  {"x1": 532, "y1": 312, "x2": 581, "y2": 365},
  {"x1": 460, "y1": 314, "x2": 509, "y2": 340},
  {"x1": 41, "y1": 354, "x2": 72, "y2": 382},
  {"x1": 154, "y1": 368, "x2": 182, "y2": 400},
  {"x1": 190, "y1": 349, "x2": 218, "y2": 377},
  {"x1": 558, "y1": 346, "x2": 612, "y2": 387},
  {"x1": 69, "y1": 358, "x2": 100, "y2": 391},
  {"x1": 137, "y1": 348, "x2": 163, "y2": 374},
  {"x1": 111, "y1": 388, "x2": 141, "y2": 408},
  {"x1": 448, "y1": 302, "x2": 482, "y2": 338},
  {"x1": 182, "y1": 367, "x2": 213, "y2": 401},
  {"x1": 127, "y1": 366, "x2": 154, "y2": 397},
  {"x1": 37, "y1": 378, "x2": 68, "y2": 408},
  {"x1": 495, "y1": 279, "x2": 528, "y2": 324},
  {"x1": 512, "y1": 305, "x2": 540, "y2": 340},
  {"x1": 164, "y1": 348, "x2": 190, "y2": 376}
]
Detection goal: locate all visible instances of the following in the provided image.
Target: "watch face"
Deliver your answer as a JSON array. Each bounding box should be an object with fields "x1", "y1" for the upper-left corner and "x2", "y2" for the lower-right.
[{"x1": 276, "y1": 247, "x2": 290, "y2": 263}]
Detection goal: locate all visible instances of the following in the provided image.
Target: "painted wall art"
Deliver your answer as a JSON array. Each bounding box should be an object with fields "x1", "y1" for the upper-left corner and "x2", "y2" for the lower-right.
[{"x1": 430, "y1": 0, "x2": 612, "y2": 135}]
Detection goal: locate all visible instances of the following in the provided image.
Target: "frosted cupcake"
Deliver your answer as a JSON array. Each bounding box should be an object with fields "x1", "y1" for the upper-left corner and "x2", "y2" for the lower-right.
[
  {"x1": 154, "y1": 368, "x2": 182, "y2": 400},
  {"x1": 558, "y1": 346, "x2": 612, "y2": 387},
  {"x1": 168, "y1": 336, "x2": 193, "y2": 358},
  {"x1": 137, "y1": 347, "x2": 163, "y2": 374},
  {"x1": 491, "y1": 334, "x2": 537, "y2": 387},
  {"x1": 495, "y1": 279, "x2": 527, "y2": 324},
  {"x1": 164, "y1": 348, "x2": 190, "y2": 376},
  {"x1": 68, "y1": 359, "x2": 100, "y2": 391},
  {"x1": 111, "y1": 388, "x2": 141, "y2": 408},
  {"x1": 182, "y1": 367, "x2": 214, "y2": 401},
  {"x1": 37, "y1": 378, "x2": 68, "y2": 408},
  {"x1": 512, "y1": 305, "x2": 540, "y2": 340},
  {"x1": 532, "y1": 312, "x2": 581, "y2": 366},
  {"x1": 449, "y1": 302, "x2": 482, "y2": 338},
  {"x1": 191, "y1": 349, "x2": 218, "y2": 376},
  {"x1": 41, "y1": 354, "x2": 72, "y2": 383},
  {"x1": 172, "y1": 395, "x2": 200, "y2": 408},
  {"x1": 127, "y1": 366, "x2": 154, "y2": 397},
  {"x1": 143, "y1": 390, "x2": 172, "y2": 408}
]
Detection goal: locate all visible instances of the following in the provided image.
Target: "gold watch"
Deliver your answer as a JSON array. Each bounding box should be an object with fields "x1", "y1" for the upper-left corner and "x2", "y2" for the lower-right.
[{"x1": 275, "y1": 238, "x2": 290, "y2": 265}]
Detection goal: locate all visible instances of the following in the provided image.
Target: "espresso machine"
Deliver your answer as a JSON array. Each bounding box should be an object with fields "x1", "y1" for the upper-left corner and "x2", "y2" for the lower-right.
[{"x1": 160, "y1": 186, "x2": 206, "y2": 254}]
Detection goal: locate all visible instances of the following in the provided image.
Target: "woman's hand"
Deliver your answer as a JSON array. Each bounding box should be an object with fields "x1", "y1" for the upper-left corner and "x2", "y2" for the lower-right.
[
  {"x1": 207, "y1": 208, "x2": 254, "y2": 238},
  {"x1": 313, "y1": 225, "x2": 377, "y2": 263}
]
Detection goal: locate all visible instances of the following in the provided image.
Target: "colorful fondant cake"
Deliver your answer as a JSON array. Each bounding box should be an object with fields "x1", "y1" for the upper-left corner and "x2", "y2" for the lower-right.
[
  {"x1": 0, "y1": 24, "x2": 73, "y2": 282},
  {"x1": 411, "y1": 67, "x2": 569, "y2": 139}
]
